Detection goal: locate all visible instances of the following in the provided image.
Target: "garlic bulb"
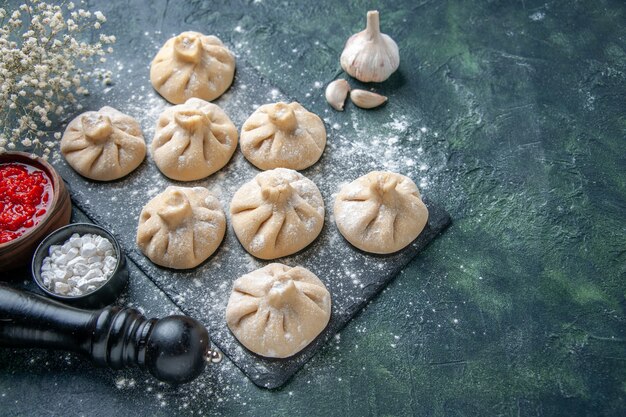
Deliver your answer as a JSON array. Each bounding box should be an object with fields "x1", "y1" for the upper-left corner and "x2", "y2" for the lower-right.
[
  {"x1": 340, "y1": 10, "x2": 399, "y2": 83},
  {"x1": 325, "y1": 79, "x2": 351, "y2": 111},
  {"x1": 350, "y1": 89, "x2": 387, "y2": 109}
]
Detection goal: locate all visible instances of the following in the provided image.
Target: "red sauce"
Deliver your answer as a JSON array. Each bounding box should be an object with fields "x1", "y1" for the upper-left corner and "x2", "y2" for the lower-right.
[{"x1": 0, "y1": 162, "x2": 53, "y2": 244}]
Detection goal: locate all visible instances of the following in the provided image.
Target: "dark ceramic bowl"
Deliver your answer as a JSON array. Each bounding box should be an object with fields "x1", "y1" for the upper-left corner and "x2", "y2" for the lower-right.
[
  {"x1": 31, "y1": 223, "x2": 128, "y2": 308},
  {"x1": 0, "y1": 151, "x2": 72, "y2": 271}
]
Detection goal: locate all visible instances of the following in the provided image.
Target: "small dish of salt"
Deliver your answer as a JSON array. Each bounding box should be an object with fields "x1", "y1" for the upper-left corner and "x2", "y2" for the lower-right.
[{"x1": 31, "y1": 223, "x2": 128, "y2": 308}]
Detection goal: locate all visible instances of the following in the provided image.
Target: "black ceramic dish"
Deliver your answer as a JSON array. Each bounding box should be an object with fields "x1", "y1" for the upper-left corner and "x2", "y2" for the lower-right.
[{"x1": 31, "y1": 223, "x2": 128, "y2": 308}]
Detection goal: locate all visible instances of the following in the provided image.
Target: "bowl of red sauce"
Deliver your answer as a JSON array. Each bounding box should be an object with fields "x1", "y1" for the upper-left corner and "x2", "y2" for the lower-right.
[{"x1": 0, "y1": 151, "x2": 71, "y2": 272}]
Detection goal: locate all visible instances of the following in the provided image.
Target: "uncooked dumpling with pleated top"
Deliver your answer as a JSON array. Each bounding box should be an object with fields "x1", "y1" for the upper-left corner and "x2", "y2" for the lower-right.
[
  {"x1": 151, "y1": 98, "x2": 238, "y2": 181},
  {"x1": 150, "y1": 31, "x2": 236, "y2": 104},
  {"x1": 136, "y1": 186, "x2": 225, "y2": 269},
  {"x1": 240, "y1": 102, "x2": 326, "y2": 170},
  {"x1": 333, "y1": 171, "x2": 429, "y2": 254},
  {"x1": 230, "y1": 168, "x2": 324, "y2": 259},
  {"x1": 225, "y1": 263, "x2": 331, "y2": 358},
  {"x1": 60, "y1": 106, "x2": 146, "y2": 181}
]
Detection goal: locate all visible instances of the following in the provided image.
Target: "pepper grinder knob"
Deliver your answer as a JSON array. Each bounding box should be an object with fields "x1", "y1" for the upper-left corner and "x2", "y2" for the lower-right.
[
  {"x1": 144, "y1": 315, "x2": 211, "y2": 383},
  {"x1": 0, "y1": 284, "x2": 219, "y2": 384}
]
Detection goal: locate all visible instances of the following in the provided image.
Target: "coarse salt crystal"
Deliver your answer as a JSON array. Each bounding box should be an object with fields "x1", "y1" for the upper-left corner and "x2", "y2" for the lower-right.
[
  {"x1": 41, "y1": 233, "x2": 117, "y2": 296},
  {"x1": 54, "y1": 282, "x2": 70, "y2": 295},
  {"x1": 80, "y1": 242, "x2": 97, "y2": 258}
]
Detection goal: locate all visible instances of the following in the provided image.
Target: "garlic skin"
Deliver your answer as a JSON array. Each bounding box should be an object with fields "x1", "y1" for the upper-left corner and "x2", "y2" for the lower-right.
[
  {"x1": 350, "y1": 89, "x2": 388, "y2": 109},
  {"x1": 325, "y1": 79, "x2": 351, "y2": 111},
  {"x1": 340, "y1": 10, "x2": 399, "y2": 83}
]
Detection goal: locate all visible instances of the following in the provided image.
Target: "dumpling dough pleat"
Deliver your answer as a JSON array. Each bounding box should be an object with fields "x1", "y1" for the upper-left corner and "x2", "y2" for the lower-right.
[
  {"x1": 150, "y1": 31, "x2": 236, "y2": 104},
  {"x1": 240, "y1": 102, "x2": 326, "y2": 171},
  {"x1": 151, "y1": 98, "x2": 238, "y2": 181},
  {"x1": 225, "y1": 263, "x2": 331, "y2": 358},
  {"x1": 136, "y1": 186, "x2": 226, "y2": 269},
  {"x1": 230, "y1": 168, "x2": 325, "y2": 259},
  {"x1": 60, "y1": 106, "x2": 146, "y2": 181},
  {"x1": 333, "y1": 171, "x2": 429, "y2": 254}
]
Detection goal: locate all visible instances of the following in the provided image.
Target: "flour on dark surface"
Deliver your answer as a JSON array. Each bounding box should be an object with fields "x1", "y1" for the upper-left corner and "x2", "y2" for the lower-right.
[{"x1": 48, "y1": 31, "x2": 450, "y2": 388}]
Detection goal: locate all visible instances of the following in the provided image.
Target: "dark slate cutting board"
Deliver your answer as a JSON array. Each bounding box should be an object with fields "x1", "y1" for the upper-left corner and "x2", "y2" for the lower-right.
[{"x1": 47, "y1": 33, "x2": 450, "y2": 388}]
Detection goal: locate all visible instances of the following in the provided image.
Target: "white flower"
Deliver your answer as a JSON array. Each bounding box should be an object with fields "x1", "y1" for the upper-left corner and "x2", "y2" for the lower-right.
[{"x1": 0, "y1": 2, "x2": 114, "y2": 155}]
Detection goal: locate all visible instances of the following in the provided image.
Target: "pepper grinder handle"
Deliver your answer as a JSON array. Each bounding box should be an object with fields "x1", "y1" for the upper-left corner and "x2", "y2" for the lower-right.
[{"x1": 0, "y1": 284, "x2": 217, "y2": 384}]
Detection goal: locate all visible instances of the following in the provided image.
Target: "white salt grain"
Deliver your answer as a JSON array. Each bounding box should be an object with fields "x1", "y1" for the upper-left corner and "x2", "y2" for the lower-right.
[
  {"x1": 41, "y1": 233, "x2": 117, "y2": 296},
  {"x1": 80, "y1": 242, "x2": 97, "y2": 258}
]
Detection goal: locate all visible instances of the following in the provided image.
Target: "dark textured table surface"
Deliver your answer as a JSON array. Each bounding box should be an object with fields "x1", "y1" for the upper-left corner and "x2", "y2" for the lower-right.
[{"x1": 1, "y1": 0, "x2": 625, "y2": 416}]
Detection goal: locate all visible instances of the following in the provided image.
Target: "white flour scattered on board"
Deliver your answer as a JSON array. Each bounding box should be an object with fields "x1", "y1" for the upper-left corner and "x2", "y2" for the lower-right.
[{"x1": 40, "y1": 27, "x2": 450, "y2": 396}]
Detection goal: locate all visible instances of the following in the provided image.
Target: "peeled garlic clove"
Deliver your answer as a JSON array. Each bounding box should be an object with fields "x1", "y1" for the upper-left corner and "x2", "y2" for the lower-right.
[
  {"x1": 350, "y1": 89, "x2": 388, "y2": 109},
  {"x1": 325, "y1": 79, "x2": 351, "y2": 111},
  {"x1": 340, "y1": 10, "x2": 400, "y2": 83}
]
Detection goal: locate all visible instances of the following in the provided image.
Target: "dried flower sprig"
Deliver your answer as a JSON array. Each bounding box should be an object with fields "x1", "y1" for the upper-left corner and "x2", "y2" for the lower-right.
[{"x1": 0, "y1": 1, "x2": 116, "y2": 158}]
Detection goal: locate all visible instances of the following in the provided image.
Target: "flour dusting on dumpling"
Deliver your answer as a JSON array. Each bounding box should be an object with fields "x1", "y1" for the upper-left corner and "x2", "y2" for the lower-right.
[
  {"x1": 136, "y1": 186, "x2": 225, "y2": 269},
  {"x1": 151, "y1": 98, "x2": 238, "y2": 181},
  {"x1": 225, "y1": 263, "x2": 331, "y2": 358},
  {"x1": 230, "y1": 168, "x2": 324, "y2": 259},
  {"x1": 333, "y1": 171, "x2": 428, "y2": 254},
  {"x1": 240, "y1": 102, "x2": 326, "y2": 171},
  {"x1": 150, "y1": 31, "x2": 235, "y2": 104},
  {"x1": 61, "y1": 106, "x2": 146, "y2": 181}
]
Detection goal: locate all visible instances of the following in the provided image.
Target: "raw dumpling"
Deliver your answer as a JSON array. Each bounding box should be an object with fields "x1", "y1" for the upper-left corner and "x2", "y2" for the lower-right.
[
  {"x1": 230, "y1": 168, "x2": 324, "y2": 259},
  {"x1": 240, "y1": 102, "x2": 326, "y2": 170},
  {"x1": 60, "y1": 106, "x2": 146, "y2": 181},
  {"x1": 150, "y1": 31, "x2": 236, "y2": 104},
  {"x1": 151, "y1": 98, "x2": 238, "y2": 181},
  {"x1": 333, "y1": 171, "x2": 428, "y2": 254},
  {"x1": 136, "y1": 186, "x2": 225, "y2": 269},
  {"x1": 225, "y1": 263, "x2": 331, "y2": 358}
]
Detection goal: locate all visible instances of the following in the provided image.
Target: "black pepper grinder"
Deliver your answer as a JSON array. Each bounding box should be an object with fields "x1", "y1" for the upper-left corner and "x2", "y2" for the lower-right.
[{"x1": 0, "y1": 285, "x2": 221, "y2": 383}]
